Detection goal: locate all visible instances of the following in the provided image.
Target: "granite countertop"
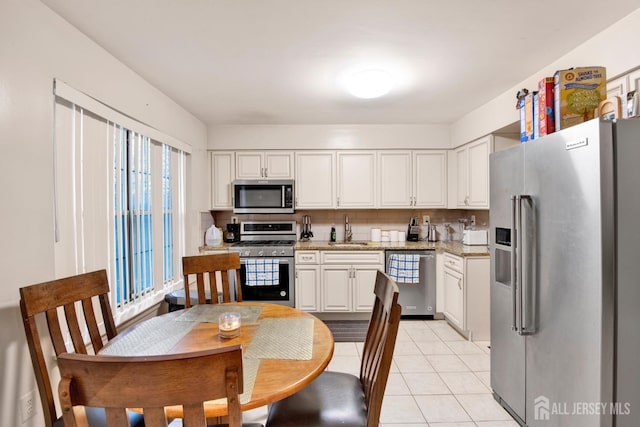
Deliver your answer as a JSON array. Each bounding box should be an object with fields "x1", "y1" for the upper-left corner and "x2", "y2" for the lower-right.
[
  {"x1": 294, "y1": 240, "x2": 489, "y2": 257},
  {"x1": 200, "y1": 240, "x2": 489, "y2": 257}
]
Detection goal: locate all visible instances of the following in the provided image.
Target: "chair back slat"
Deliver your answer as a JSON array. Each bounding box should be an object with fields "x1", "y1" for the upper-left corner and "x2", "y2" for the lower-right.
[
  {"x1": 82, "y1": 297, "x2": 105, "y2": 352},
  {"x1": 57, "y1": 346, "x2": 245, "y2": 427},
  {"x1": 105, "y1": 408, "x2": 129, "y2": 426},
  {"x1": 182, "y1": 404, "x2": 206, "y2": 427},
  {"x1": 359, "y1": 271, "x2": 401, "y2": 427},
  {"x1": 141, "y1": 407, "x2": 168, "y2": 425},
  {"x1": 64, "y1": 302, "x2": 89, "y2": 354},
  {"x1": 19, "y1": 269, "x2": 118, "y2": 427},
  {"x1": 182, "y1": 253, "x2": 243, "y2": 308},
  {"x1": 45, "y1": 308, "x2": 69, "y2": 355}
]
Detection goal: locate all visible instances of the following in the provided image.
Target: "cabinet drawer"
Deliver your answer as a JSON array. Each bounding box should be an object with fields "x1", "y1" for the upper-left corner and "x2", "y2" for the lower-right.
[
  {"x1": 296, "y1": 251, "x2": 319, "y2": 264},
  {"x1": 321, "y1": 251, "x2": 384, "y2": 265},
  {"x1": 443, "y1": 252, "x2": 463, "y2": 273}
]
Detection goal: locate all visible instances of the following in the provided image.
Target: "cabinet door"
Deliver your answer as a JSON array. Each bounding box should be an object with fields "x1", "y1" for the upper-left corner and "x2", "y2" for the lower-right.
[
  {"x1": 295, "y1": 151, "x2": 335, "y2": 208},
  {"x1": 295, "y1": 266, "x2": 320, "y2": 312},
  {"x1": 210, "y1": 151, "x2": 235, "y2": 209},
  {"x1": 378, "y1": 151, "x2": 412, "y2": 208},
  {"x1": 414, "y1": 151, "x2": 447, "y2": 208},
  {"x1": 443, "y1": 267, "x2": 464, "y2": 330},
  {"x1": 265, "y1": 152, "x2": 294, "y2": 179},
  {"x1": 337, "y1": 151, "x2": 376, "y2": 208},
  {"x1": 455, "y1": 146, "x2": 468, "y2": 207},
  {"x1": 236, "y1": 152, "x2": 264, "y2": 179},
  {"x1": 467, "y1": 136, "x2": 491, "y2": 208},
  {"x1": 321, "y1": 265, "x2": 351, "y2": 312},
  {"x1": 352, "y1": 265, "x2": 382, "y2": 312}
]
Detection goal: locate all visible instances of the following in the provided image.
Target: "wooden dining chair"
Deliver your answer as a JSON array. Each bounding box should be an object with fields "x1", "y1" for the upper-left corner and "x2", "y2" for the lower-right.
[
  {"x1": 57, "y1": 346, "x2": 247, "y2": 427},
  {"x1": 19, "y1": 269, "x2": 144, "y2": 427},
  {"x1": 265, "y1": 270, "x2": 402, "y2": 427},
  {"x1": 182, "y1": 253, "x2": 242, "y2": 308}
]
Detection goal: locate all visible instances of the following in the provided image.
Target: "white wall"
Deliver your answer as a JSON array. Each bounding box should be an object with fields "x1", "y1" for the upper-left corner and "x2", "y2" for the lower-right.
[
  {"x1": 450, "y1": 8, "x2": 640, "y2": 148},
  {"x1": 208, "y1": 123, "x2": 451, "y2": 150},
  {"x1": 0, "y1": 1, "x2": 207, "y2": 426}
]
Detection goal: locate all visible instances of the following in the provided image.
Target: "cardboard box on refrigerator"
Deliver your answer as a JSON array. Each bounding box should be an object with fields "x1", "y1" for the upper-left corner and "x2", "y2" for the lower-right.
[
  {"x1": 538, "y1": 77, "x2": 555, "y2": 136},
  {"x1": 554, "y1": 67, "x2": 606, "y2": 130}
]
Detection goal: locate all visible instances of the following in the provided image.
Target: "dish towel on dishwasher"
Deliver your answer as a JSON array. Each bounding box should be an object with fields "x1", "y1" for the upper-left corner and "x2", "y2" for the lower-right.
[
  {"x1": 245, "y1": 259, "x2": 280, "y2": 286},
  {"x1": 388, "y1": 254, "x2": 420, "y2": 284}
]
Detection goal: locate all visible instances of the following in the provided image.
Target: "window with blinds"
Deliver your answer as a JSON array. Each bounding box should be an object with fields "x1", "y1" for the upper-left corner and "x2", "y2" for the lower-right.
[
  {"x1": 113, "y1": 129, "x2": 155, "y2": 306},
  {"x1": 53, "y1": 81, "x2": 188, "y2": 323}
]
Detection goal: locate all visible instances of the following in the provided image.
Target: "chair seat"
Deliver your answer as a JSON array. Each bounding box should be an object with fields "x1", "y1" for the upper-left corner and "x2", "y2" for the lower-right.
[
  {"x1": 265, "y1": 371, "x2": 367, "y2": 427},
  {"x1": 52, "y1": 407, "x2": 145, "y2": 427}
]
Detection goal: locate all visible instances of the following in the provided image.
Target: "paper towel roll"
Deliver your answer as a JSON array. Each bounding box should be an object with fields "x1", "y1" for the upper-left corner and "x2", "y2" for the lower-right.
[{"x1": 371, "y1": 228, "x2": 381, "y2": 242}]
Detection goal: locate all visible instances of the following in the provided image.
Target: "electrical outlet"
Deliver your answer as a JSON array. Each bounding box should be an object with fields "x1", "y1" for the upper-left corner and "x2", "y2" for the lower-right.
[
  {"x1": 470, "y1": 215, "x2": 476, "y2": 226},
  {"x1": 231, "y1": 216, "x2": 238, "y2": 224},
  {"x1": 422, "y1": 215, "x2": 430, "y2": 225},
  {"x1": 21, "y1": 390, "x2": 36, "y2": 422}
]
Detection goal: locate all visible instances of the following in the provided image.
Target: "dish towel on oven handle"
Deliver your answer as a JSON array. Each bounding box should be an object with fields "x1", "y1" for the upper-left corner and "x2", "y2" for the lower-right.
[
  {"x1": 245, "y1": 258, "x2": 280, "y2": 286},
  {"x1": 388, "y1": 254, "x2": 420, "y2": 284}
]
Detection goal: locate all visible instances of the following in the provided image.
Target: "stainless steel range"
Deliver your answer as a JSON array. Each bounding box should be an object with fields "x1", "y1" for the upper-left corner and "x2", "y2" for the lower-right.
[{"x1": 228, "y1": 221, "x2": 296, "y2": 307}]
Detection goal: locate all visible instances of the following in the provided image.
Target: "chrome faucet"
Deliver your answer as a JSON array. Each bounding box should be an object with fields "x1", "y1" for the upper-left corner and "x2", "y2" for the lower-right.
[{"x1": 344, "y1": 215, "x2": 353, "y2": 242}]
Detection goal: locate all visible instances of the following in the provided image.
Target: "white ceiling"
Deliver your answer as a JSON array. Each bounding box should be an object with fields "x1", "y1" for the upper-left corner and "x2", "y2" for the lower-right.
[{"x1": 41, "y1": 0, "x2": 640, "y2": 126}]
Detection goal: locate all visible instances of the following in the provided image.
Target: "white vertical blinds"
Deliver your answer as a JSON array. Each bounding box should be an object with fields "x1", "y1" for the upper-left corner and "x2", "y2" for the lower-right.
[{"x1": 54, "y1": 85, "x2": 186, "y2": 324}]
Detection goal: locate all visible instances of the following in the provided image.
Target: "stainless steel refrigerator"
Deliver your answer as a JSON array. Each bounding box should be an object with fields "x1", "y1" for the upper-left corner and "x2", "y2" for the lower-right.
[{"x1": 490, "y1": 118, "x2": 640, "y2": 426}]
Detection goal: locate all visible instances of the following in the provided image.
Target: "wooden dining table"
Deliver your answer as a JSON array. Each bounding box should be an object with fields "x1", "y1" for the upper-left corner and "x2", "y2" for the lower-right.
[{"x1": 100, "y1": 302, "x2": 334, "y2": 419}]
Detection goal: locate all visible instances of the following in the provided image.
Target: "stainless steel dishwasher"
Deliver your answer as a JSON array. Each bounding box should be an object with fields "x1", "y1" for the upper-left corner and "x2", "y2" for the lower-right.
[{"x1": 385, "y1": 249, "x2": 436, "y2": 317}]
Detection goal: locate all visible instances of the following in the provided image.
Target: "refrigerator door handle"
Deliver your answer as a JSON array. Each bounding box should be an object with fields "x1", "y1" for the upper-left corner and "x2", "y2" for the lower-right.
[
  {"x1": 519, "y1": 195, "x2": 536, "y2": 335},
  {"x1": 510, "y1": 195, "x2": 519, "y2": 332}
]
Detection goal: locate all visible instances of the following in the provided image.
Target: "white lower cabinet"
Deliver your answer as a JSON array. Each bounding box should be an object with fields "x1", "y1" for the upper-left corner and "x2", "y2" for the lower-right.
[
  {"x1": 441, "y1": 252, "x2": 490, "y2": 341},
  {"x1": 295, "y1": 251, "x2": 321, "y2": 312},
  {"x1": 295, "y1": 250, "x2": 384, "y2": 313},
  {"x1": 443, "y1": 259, "x2": 464, "y2": 329}
]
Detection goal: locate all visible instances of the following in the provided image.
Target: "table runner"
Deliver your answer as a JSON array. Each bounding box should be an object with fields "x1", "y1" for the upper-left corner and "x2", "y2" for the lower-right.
[
  {"x1": 174, "y1": 304, "x2": 264, "y2": 324},
  {"x1": 244, "y1": 318, "x2": 314, "y2": 360},
  {"x1": 100, "y1": 316, "x2": 197, "y2": 357}
]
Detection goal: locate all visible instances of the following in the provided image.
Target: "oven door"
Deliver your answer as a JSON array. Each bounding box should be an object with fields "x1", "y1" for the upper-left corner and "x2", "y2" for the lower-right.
[{"x1": 238, "y1": 257, "x2": 294, "y2": 307}]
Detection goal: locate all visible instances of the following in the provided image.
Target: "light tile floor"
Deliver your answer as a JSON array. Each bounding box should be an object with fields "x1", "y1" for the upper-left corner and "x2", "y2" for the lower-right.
[{"x1": 171, "y1": 319, "x2": 519, "y2": 427}]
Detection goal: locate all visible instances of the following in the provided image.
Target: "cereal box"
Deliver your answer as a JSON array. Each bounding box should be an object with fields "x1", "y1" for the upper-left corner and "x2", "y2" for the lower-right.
[
  {"x1": 533, "y1": 92, "x2": 540, "y2": 140},
  {"x1": 518, "y1": 97, "x2": 527, "y2": 143},
  {"x1": 524, "y1": 92, "x2": 535, "y2": 141},
  {"x1": 538, "y1": 77, "x2": 554, "y2": 136},
  {"x1": 554, "y1": 67, "x2": 606, "y2": 130}
]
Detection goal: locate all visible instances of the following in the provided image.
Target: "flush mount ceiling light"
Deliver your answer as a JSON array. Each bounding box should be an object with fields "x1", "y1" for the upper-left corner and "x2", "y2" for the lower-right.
[{"x1": 345, "y1": 69, "x2": 394, "y2": 99}]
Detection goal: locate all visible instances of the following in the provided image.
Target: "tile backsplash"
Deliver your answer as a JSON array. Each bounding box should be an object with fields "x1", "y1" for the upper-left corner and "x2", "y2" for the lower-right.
[{"x1": 201, "y1": 209, "x2": 489, "y2": 245}]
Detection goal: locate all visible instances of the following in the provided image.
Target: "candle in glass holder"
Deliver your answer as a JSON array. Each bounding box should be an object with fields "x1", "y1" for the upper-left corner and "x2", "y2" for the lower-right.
[{"x1": 218, "y1": 312, "x2": 241, "y2": 338}]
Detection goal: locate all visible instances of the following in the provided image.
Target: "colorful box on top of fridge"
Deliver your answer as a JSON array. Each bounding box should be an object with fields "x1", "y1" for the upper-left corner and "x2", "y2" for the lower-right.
[
  {"x1": 538, "y1": 77, "x2": 555, "y2": 136},
  {"x1": 518, "y1": 97, "x2": 527, "y2": 143},
  {"x1": 533, "y1": 92, "x2": 540, "y2": 140},
  {"x1": 554, "y1": 67, "x2": 606, "y2": 130}
]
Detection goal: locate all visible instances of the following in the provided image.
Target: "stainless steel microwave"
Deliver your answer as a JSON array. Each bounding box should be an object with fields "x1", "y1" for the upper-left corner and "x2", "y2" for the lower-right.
[{"x1": 233, "y1": 179, "x2": 294, "y2": 214}]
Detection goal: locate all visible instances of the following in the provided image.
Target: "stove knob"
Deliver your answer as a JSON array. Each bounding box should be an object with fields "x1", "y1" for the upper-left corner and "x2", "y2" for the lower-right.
[
  {"x1": 272, "y1": 250, "x2": 278, "y2": 256},
  {"x1": 244, "y1": 250, "x2": 251, "y2": 257},
  {"x1": 281, "y1": 249, "x2": 286, "y2": 255},
  {"x1": 258, "y1": 250, "x2": 264, "y2": 256}
]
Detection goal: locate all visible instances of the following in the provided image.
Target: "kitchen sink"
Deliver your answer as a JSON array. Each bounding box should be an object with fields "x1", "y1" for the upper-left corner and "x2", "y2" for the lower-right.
[{"x1": 328, "y1": 242, "x2": 370, "y2": 247}]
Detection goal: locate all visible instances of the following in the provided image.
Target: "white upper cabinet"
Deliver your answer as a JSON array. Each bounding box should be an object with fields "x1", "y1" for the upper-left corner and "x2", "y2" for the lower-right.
[
  {"x1": 378, "y1": 150, "x2": 447, "y2": 208},
  {"x1": 378, "y1": 151, "x2": 412, "y2": 207},
  {"x1": 236, "y1": 151, "x2": 294, "y2": 179},
  {"x1": 210, "y1": 151, "x2": 235, "y2": 209},
  {"x1": 450, "y1": 135, "x2": 493, "y2": 209},
  {"x1": 337, "y1": 151, "x2": 377, "y2": 208},
  {"x1": 414, "y1": 151, "x2": 447, "y2": 208},
  {"x1": 295, "y1": 151, "x2": 336, "y2": 209}
]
